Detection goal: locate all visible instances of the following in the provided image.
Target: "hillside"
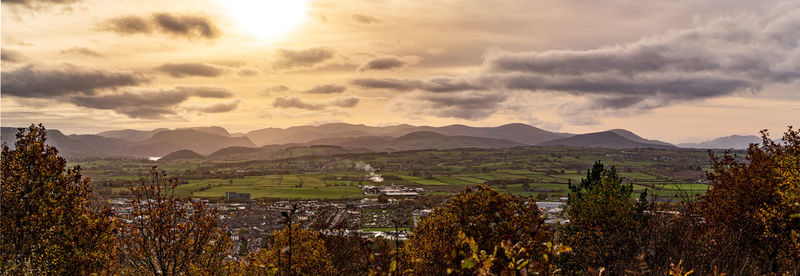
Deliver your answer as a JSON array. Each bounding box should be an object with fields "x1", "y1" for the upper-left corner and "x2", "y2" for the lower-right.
[
  {"x1": 418, "y1": 123, "x2": 572, "y2": 145},
  {"x1": 245, "y1": 122, "x2": 568, "y2": 146},
  {"x1": 539, "y1": 131, "x2": 676, "y2": 149},
  {"x1": 306, "y1": 131, "x2": 525, "y2": 151},
  {"x1": 207, "y1": 146, "x2": 273, "y2": 161},
  {"x1": 97, "y1": 128, "x2": 169, "y2": 142},
  {"x1": 2, "y1": 127, "x2": 101, "y2": 156},
  {"x1": 132, "y1": 129, "x2": 257, "y2": 156},
  {"x1": 678, "y1": 135, "x2": 762, "y2": 149},
  {"x1": 608, "y1": 129, "x2": 674, "y2": 147},
  {"x1": 159, "y1": 149, "x2": 205, "y2": 162}
]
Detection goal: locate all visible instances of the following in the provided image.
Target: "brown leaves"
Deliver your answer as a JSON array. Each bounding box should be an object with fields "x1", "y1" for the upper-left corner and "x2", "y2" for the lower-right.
[
  {"x1": 117, "y1": 166, "x2": 231, "y2": 275},
  {"x1": 1, "y1": 124, "x2": 118, "y2": 274}
]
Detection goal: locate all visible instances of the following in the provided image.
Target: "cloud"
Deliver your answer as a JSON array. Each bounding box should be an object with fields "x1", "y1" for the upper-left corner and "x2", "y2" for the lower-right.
[
  {"x1": 259, "y1": 85, "x2": 290, "y2": 96},
  {"x1": 352, "y1": 14, "x2": 382, "y2": 24},
  {"x1": 351, "y1": 77, "x2": 482, "y2": 92},
  {"x1": 60, "y1": 47, "x2": 104, "y2": 57},
  {"x1": 484, "y1": 8, "x2": 800, "y2": 110},
  {"x1": 68, "y1": 86, "x2": 234, "y2": 119},
  {"x1": 153, "y1": 13, "x2": 219, "y2": 38},
  {"x1": 1, "y1": 48, "x2": 25, "y2": 63},
  {"x1": 274, "y1": 47, "x2": 335, "y2": 69},
  {"x1": 330, "y1": 97, "x2": 360, "y2": 107},
  {"x1": 100, "y1": 13, "x2": 219, "y2": 39},
  {"x1": 156, "y1": 63, "x2": 225, "y2": 78},
  {"x1": 351, "y1": 78, "x2": 417, "y2": 91},
  {"x1": 192, "y1": 101, "x2": 239, "y2": 113},
  {"x1": 411, "y1": 91, "x2": 508, "y2": 120},
  {"x1": 1, "y1": 64, "x2": 146, "y2": 98},
  {"x1": 272, "y1": 97, "x2": 324, "y2": 110},
  {"x1": 1, "y1": 0, "x2": 80, "y2": 11},
  {"x1": 357, "y1": 56, "x2": 407, "y2": 71},
  {"x1": 101, "y1": 16, "x2": 152, "y2": 34},
  {"x1": 272, "y1": 96, "x2": 360, "y2": 110},
  {"x1": 302, "y1": 84, "x2": 347, "y2": 94},
  {"x1": 237, "y1": 67, "x2": 259, "y2": 76}
]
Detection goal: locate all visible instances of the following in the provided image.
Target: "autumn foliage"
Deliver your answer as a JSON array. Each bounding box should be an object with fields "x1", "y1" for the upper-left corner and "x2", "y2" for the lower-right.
[
  {"x1": 117, "y1": 167, "x2": 232, "y2": 275},
  {"x1": 405, "y1": 185, "x2": 551, "y2": 274},
  {"x1": 1, "y1": 125, "x2": 118, "y2": 275},
  {"x1": 2, "y1": 124, "x2": 800, "y2": 275},
  {"x1": 687, "y1": 127, "x2": 800, "y2": 274}
]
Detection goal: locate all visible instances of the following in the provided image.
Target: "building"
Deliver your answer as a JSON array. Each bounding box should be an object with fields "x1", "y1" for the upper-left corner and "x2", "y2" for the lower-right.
[{"x1": 226, "y1": 192, "x2": 251, "y2": 201}]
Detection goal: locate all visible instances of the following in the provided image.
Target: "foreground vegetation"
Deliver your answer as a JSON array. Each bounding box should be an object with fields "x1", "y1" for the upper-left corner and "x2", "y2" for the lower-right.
[{"x1": 2, "y1": 124, "x2": 798, "y2": 275}]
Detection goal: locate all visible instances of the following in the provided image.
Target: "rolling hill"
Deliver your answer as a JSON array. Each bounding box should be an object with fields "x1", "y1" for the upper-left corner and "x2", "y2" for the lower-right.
[
  {"x1": 97, "y1": 128, "x2": 169, "y2": 142},
  {"x1": 130, "y1": 129, "x2": 256, "y2": 156},
  {"x1": 539, "y1": 131, "x2": 677, "y2": 149},
  {"x1": 3, "y1": 123, "x2": 691, "y2": 160},
  {"x1": 159, "y1": 149, "x2": 205, "y2": 162},
  {"x1": 306, "y1": 131, "x2": 525, "y2": 151},
  {"x1": 245, "y1": 123, "x2": 569, "y2": 146},
  {"x1": 678, "y1": 135, "x2": 762, "y2": 149}
]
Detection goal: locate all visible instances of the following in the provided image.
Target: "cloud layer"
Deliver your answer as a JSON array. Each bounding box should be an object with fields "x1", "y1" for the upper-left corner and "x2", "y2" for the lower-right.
[
  {"x1": 273, "y1": 47, "x2": 335, "y2": 69},
  {"x1": 272, "y1": 96, "x2": 360, "y2": 111},
  {"x1": 68, "y1": 86, "x2": 234, "y2": 118},
  {"x1": 101, "y1": 13, "x2": 219, "y2": 39},
  {"x1": 484, "y1": 8, "x2": 800, "y2": 111},
  {"x1": 156, "y1": 63, "x2": 225, "y2": 78},
  {"x1": 357, "y1": 56, "x2": 407, "y2": 71},
  {"x1": 302, "y1": 84, "x2": 347, "y2": 94},
  {"x1": 1, "y1": 64, "x2": 146, "y2": 98}
]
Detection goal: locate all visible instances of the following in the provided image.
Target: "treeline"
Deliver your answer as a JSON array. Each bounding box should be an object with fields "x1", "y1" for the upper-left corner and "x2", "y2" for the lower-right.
[{"x1": 1, "y1": 124, "x2": 799, "y2": 275}]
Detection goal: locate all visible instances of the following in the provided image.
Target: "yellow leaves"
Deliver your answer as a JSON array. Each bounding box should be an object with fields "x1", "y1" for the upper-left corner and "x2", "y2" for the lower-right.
[{"x1": 668, "y1": 260, "x2": 694, "y2": 276}]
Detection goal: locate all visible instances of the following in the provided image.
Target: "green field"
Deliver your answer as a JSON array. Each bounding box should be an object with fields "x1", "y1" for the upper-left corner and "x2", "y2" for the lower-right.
[{"x1": 73, "y1": 145, "x2": 722, "y2": 200}]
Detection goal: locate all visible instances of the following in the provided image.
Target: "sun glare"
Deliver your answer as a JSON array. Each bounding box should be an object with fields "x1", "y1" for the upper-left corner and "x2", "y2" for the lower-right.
[{"x1": 224, "y1": 0, "x2": 310, "y2": 41}]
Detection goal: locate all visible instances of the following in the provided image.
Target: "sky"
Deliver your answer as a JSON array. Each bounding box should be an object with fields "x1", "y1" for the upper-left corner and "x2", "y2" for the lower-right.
[{"x1": 2, "y1": 0, "x2": 799, "y2": 143}]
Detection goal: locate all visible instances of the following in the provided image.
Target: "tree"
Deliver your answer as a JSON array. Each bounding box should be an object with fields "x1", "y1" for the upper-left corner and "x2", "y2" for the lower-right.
[
  {"x1": 689, "y1": 127, "x2": 800, "y2": 274},
  {"x1": 405, "y1": 185, "x2": 550, "y2": 274},
  {"x1": 247, "y1": 225, "x2": 335, "y2": 275},
  {"x1": 559, "y1": 161, "x2": 648, "y2": 274},
  {"x1": 118, "y1": 166, "x2": 231, "y2": 275},
  {"x1": 1, "y1": 125, "x2": 118, "y2": 274}
]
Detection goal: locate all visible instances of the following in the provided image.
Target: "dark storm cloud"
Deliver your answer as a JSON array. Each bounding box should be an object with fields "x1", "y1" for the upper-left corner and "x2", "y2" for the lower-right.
[
  {"x1": 100, "y1": 13, "x2": 219, "y2": 39},
  {"x1": 352, "y1": 14, "x2": 382, "y2": 24},
  {"x1": 302, "y1": 84, "x2": 347, "y2": 94},
  {"x1": 272, "y1": 96, "x2": 360, "y2": 110},
  {"x1": 357, "y1": 56, "x2": 406, "y2": 71},
  {"x1": 1, "y1": 64, "x2": 146, "y2": 98},
  {"x1": 60, "y1": 47, "x2": 104, "y2": 57},
  {"x1": 483, "y1": 8, "x2": 800, "y2": 110},
  {"x1": 68, "y1": 86, "x2": 234, "y2": 119},
  {"x1": 1, "y1": 48, "x2": 25, "y2": 63},
  {"x1": 156, "y1": 63, "x2": 225, "y2": 78},
  {"x1": 274, "y1": 47, "x2": 335, "y2": 69},
  {"x1": 351, "y1": 77, "x2": 482, "y2": 92}
]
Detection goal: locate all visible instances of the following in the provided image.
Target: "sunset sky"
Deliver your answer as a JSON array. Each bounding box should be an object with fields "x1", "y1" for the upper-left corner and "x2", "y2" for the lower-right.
[{"x1": 2, "y1": 0, "x2": 799, "y2": 143}]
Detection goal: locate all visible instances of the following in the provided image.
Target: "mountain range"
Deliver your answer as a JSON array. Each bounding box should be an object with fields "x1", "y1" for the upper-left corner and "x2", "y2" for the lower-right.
[
  {"x1": 1, "y1": 123, "x2": 755, "y2": 161},
  {"x1": 677, "y1": 135, "x2": 763, "y2": 149}
]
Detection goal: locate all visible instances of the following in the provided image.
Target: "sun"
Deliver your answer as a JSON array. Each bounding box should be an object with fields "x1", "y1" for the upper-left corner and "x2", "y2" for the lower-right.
[{"x1": 223, "y1": 0, "x2": 310, "y2": 41}]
